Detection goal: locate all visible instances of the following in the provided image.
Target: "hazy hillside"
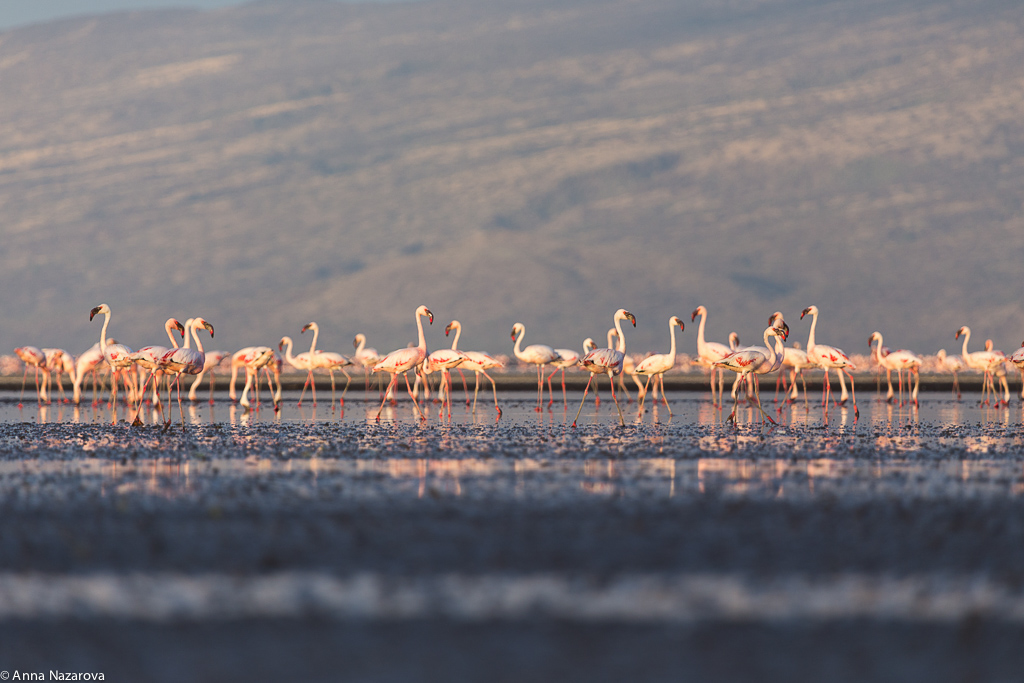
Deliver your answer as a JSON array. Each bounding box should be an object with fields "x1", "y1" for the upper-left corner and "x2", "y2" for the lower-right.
[{"x1": 1, "y1": 0, "x2": 1022, "y2": 359}]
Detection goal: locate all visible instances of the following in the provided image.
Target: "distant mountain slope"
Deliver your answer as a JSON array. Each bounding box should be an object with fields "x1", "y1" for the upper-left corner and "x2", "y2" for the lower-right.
[{"x1": 0, "y1": 0, "x2": 1022, "y2": 358}]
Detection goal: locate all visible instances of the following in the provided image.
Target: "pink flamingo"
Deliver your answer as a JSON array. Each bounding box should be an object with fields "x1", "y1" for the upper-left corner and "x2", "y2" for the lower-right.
[
  {"x1": 158, "y1": 317, "x2": 214, "y2": 428},
  {"x1": 132, "y1": 318, "x2": 186, "y2": 408},
  {"x1": 353, "y1": 334, "x2": 381, "y2": 393},
  {"x1": 511, "y1": 322, "x2": 560, "y2": 411},
  {"x1": 573, "y1": 309, "x2": 636, "y2": 427},
  {"x1": 72, "y1": 342, "x2": 114, "y2": 406},
  {"x1": 714, "y1": 321, "x2": 789, "y2": 424},
  {"x1": 985, "y1": 339, "x2": 1012, "y2": 405},
  {"x1": 89, "y1": 304, "x2": 139, "y2": 414},
  {"x1": 935, "y1": 349, "x2": 967, "y2": 399},
  {"x1": 42, "y1": 349, "x2": 75, "y2": 403},
  {"x1": 800, "y1": 305, "x2": 858, "y2": 418},
  {"x1": 279, "y1": 335, "x2": 315, "y2": 405},
  {"x1": 373, "y1": 305, "x2": 433, "y2": 421},
  {"x1": 955, "y1": 327, "x2": 1006, "y2": 407},
  {"x1": 13, "y1": 346, "x2": 47, "y2": 407},
  {"x1": 188, "y1": 350, "x2": 228, "y2": 404},
  {"x1": 424, "y1": 321, "x2": 469, "y2": 418},
  {"x1": 868, "y1": 331, "x2": 922, "y2": 406},
  {"x1": 304, "y1": 322, "x2": 355, "y2": 410},
  {"x1": 229, "y1": 346, "x2": 278, "y2": 411},
  {"x1": 635, "y1": 316, "x2": 685, "y2": 415},
  {"x1": 691, "y1": 305, "x2": 733, "y2": 408},
  {"x1": 546, "y1": 346, "x2": 581, "y2": 408},
  {"x1": 453, "y1": 328, "x2": 504, "y2": 417}
]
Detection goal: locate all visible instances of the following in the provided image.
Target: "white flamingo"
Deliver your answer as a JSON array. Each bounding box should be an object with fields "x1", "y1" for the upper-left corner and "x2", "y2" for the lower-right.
[
  {"x1": 800, "y1": 305, "x2": 858, "y2": 418},
  {"x1": 72, "y1": 342, "x2": 114, "y2": 406},
  {"x1": 303, "y1": 322, "x2": 355, "y2": 409},
  {"x1": 634, "y1": 316, "x2": 685, "y2": 415},
  {"x1": 89, "y1": 304, "x2": 139, "y2": 414},
  {"x1": 188, "y1": 350, "x2": 228, "y2": 404},
  {"x1": 424, "y1": 321, "x2": 469, "y2": 418},
  {"x1": 279, "y1": 335, "x2": 316, "y2": 406},
  {"x1": 372, "y1": 305, "x2": 433, "y2": 421},
  {"x1": 510, "y1": 322, "x2": 561, "y2": 411},
  {"x1": 158, "y1": 317, "x2": 214, "y2": 427},
  {"x1": 935, "y1": 349, "x2": 967, "y2": 399},
  {"x1": 132, "y1": 318, "x2": 186, "y2": 408},
  {"x1": 353, "y1": 333, "x2": 381, "y2": 392},
  {"x1": 573, "y1": 309, "x2": 636, "y2": 427},
  {"x1": 955, "y1": 326, "x2": 1007, "y2": 407},
  {"x1": 691, "y1": 305, "x2": 733, "y2": 408},
  {"x1": 714, "y1": 321, "x2": 789, "y2": 424},
  {"x1": 13, "y1": 346, "x2": 48, "y2": 407},
  {"x1": 868, "y1": 332, "x2": 922, "y2": 406},
  {"x1": 42, "y1": 349, "x2": 75, "y2": 404},
  {"x1": 230, "y1": 346, "x2": 278, "y2": 411}
]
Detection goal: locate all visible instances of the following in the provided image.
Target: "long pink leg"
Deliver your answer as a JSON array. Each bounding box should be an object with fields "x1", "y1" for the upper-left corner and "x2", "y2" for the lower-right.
[
  {"x1": 607, "y1": 371, "x2": 625, "y2": 425},
  {"x1": 845, "y1": 369, "x2": 859, "y2": 418},
  {"x1": 404, "y1": 371, "x2": 425, "y2": 420},
  {"x1": 572, "y1": 374, "x2": 596, "y2": 427},
  {"x1": 376, "y1": 374, "x2": 399, "y2": 419}
]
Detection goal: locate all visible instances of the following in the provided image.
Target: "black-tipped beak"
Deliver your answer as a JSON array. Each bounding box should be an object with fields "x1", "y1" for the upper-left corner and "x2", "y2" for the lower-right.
[
  {"x1": 626, "y1": 312, "x2": 636, "y2": 327},
  {"x1": 426, "y1": 310, "x2": 434, "y2": 324},
  {"x1": 691, "y1": 309, "x2": 699, "y2": 322},
  {"x1": 445, "y1": 323, "x2": 453, "y2": 336},
  {"x1": 204, "y1": 322, "x2": 215, "y2": 338},
  {"x1": 301, "y1": 323, "x2": 313, "y2": 333},
  {"x1": 89, "y1": 306, "x2": 101, "y2": 321}
]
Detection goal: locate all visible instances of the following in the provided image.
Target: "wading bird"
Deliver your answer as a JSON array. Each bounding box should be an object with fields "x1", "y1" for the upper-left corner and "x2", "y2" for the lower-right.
[
  {"x1": 691, "y1": 305, "x2": 733, "y2": 408},
  {"x1": 89, "y1": 304, "x2": 138, "y2": 415},
  {"x1": 373, "y1": 305, "x2": 433, "y2": 420},
  {"x1": 868, "y1": 331, "x2": 922, "y2": 406},
  {"x1": 634, "y1": 316, "x2": 685, "y2": 415},
  {"x1": 511, "y1": 322, "x2": 561, "y2": 411},
  {"x1": 955, "y1": 326, "x2": 1007, "y2": 407},
  {"x1": 714, "y1": 321, "x2": 788, "y2": 425},
  {"x1": 158, "y1": 317, "x2": 214, "y2": 428},
  {"x1": 573, "y1": 309, "x2": 635, "y2": 427},
  {"x1": 801, "y1": 305, "x2": 858, "y2": 418},
  {"x1": 935, "y1": 349, "x2": 967, "y2": 400}
]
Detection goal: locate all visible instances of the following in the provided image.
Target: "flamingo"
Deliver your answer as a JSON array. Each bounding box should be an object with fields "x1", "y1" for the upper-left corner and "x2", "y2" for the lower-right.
[
  {"x1": 634, "y1": 316, "x2": 685, "y2": 415},
  {"x1": 13, "y1": 346, "x2": 48, "y2": 407},
  {"x1": 424, "y1": 321, "x2": 469, "y2": 418},
  {"x1": 304, "y1": 322, "x2": 355, "y2": 410},
  {"x1": 229, "y1": 346, "x2": 278, "y2": 411},
  {"x1": 158, "y1": 317, "x2": 214, "y2": 427},
  {"x1": 131, "y1": 318, "x2": 186, "y2": 408},
  {"x1": 691, "y1": 305, "x2": 733, "y2": 408},
  {"x1": 372, "y1": 305, "x2": 433, "y2": 421},
  {"x1": 607, "y1": 328, "x2": 639, "y2": 402},
  {"x1": 985, "y1": 339, "x2": 1012, "y2": 405},
  {"x1": 510, "y1": 322, "x2": 561, "y2": 411},
  {"x1": 935, "y1": 349, "x2": 967, "y2": 399},
  {"x1": 765, "y1": 312, "x2": 810, "y2": 402},
  {"x1": 573, "y1": 309, "x2": 636, "y2": 427},
  {"x1": 450, "y1": 323, "x2": 503, "y2": 417},
  {"x1": 800, "y1": 305, "x2": 858, "y2": 418},
  {"x1": 72, "y1": 341, "x2": 115, "y2": 406},
  {"x1": 868, "y1": 331, "x2": 922, "y2": 406},
  {"x1": 1008, "y1": 343, "x2": 1024, "y2": 400},
  {"x1": 42, "y1": 349, "x2": 75, "y2": 403},
  {"x1": 714, "y1": 321, "x2": 789, "y2": 424},
  {"x1": 89, "y1": 304, "x2": 139, "y2": 413},
  {"x1": 188, "y1": 350, "x2": 228, "y2": 404},
  {"x1": 279, "y1": 335, "x2": 316, "y2": 405},
  {"x1": 546, "y1": 346, "x2": 582, "y2": 408},
  {"x1": 955, "y1": 327, "x2": 1007, "y2": 407},
  {"x1": 353, "y1": 334, "x2": 381, "y2": 392}
]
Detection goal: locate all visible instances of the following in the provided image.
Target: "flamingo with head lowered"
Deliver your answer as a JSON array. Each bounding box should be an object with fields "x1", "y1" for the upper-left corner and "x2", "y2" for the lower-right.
[
  {"x1": 573, "y1": 309, "x2": 635, "y2": 427},
  {"x1": 634, "y1": 316, "x2": 685, "y2": 415},
  {"x1": 13, "y1": 345, "x2": 47, "y2": 407},
  {"x1": 372, "y1": 305, "x2": 433, "y2": 421},
  {"x1": 448, "y1": 321, "x2": 503, "y2": 418},
  {"x1": 714, "y1": 319, "x2": 789, "y2": 425},
  {"x1": 511, "y1": 322, "x2": 561, "y2": 411},
  {"x1": 800, "y1": 305, "x2": 858, "y2": 418}
]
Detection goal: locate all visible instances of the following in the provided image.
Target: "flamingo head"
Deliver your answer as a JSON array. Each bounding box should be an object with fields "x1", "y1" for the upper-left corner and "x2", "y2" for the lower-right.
[
  {"x1": 511, "y1": 323, "x2": 525, "y2": 341},
  {"x1": 301, "y1": 322, "x2": 317, "y2": 334},
  {"x1": 353, "y1": 334, "x2": 364, "y2": 349},
  {"x1": 691, "y1": 305, "x2": 706, "y2": 322},
  {"x1": 729, "y1": 332, "x2": 740, "y2": 348},
  {"x1": 89, "y1": 304, "x2": 109, "y2": 321},
  {"x1": 278, "y1": 338, "x2": 287, "y2": 352},
  {"x1": 616, "y1": 309, "x2": 636, "y2": 327},
  {"x1": 868, "y1": 331, "x2": 881, "y2": 348},
  {"x1": 800, "y1": 305, "x2": 817, "y2": 319},
  {"x1": 195, "y1": 318, "x2": 214, "y2": 337},
  {"x1": 169, "y1": 319, "x2": 186, "y2": 339},
  {"x1": 955, "y1": 326, "x2": 968, "y2": 340},
  {"x1": 670, "y1": 316, "x2": 685, "y2": 331},
  {"x1": 773, "y1": 320, "x2": 790, "y2": 341},
  {"x1": 415, "y1": 305, "x2": 433, "y2": 324},
  {"x1": 985, "y1": 339, "x2": 994, "y2": 351},
  {"x1": 445, "y1": 320, "x2": 460, "y2": 337},
  {"x1": 769, "y1": 311, "x2": 784, "y2": 326}
]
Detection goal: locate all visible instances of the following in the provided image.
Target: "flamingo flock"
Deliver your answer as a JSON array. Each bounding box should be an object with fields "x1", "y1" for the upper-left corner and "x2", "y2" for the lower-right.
[{"x1": 8, "y1": 301, "x2": 1024, "y2": 427}]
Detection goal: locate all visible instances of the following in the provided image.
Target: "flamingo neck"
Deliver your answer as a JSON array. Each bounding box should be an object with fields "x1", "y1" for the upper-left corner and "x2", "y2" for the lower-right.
[
  {"x1": 355, "y1": 335, "x2": 365, "y2": 354},
  {"x1": 667, "y1": 319, "x2": 678, "y2": 359},
  {"x1": 416, "y1": 311, "x2": 427, "y2": 354},
  {"x1": 450, "y1": 324, "x2": 461, "y2": 351},
  {"x1": 98, "y1": 309, "x2": 111, "y2": 352},
  {"x1": 763, "y1": 328, "x2": 781, "y2": 372},
  {"x1": 961, "y1": 328, "x2": 971, "y2": 358},
  {"x1": 281, "y1": 337, "x2": 295, "y2": 364},
  {"x1": 871, "y1": 335, "x2": 882, "y2": 363},
  {"x1": 695, "y1": 310, "x2": 707, "y2": 356},
  {"x1": 614, "y1": 315, "x2": 626, "y2": 354},
  {"x1": 308, "y1": 325, "x2": 319, "y2": 357},
  {"x1": 806, "y1": 311, "x2": 817, "y2": 352},
  {"x1": 165, "y1": 321, "x2": 180, "y2": 349},
  {"x1": 190, "y1": 321, "x2": 205, "y2": 354},
  {"x1": 513, "y1": 328, "x2": 525, "y2": 360},
  {"x1": 606, "y1": 329, "x2": 616, "y2": 350}
]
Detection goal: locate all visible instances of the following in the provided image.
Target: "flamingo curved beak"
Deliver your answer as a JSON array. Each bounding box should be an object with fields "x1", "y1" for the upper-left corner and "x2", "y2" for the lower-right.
[
  {"x1": 175, "y1": 321, "x2": 186, "y2": 338},
  {"x1": 690, "y1": 309, "x2": 700, "y2": 322},
  {"x1": 278, "y1": 340, "x2": 285, "y2": 351},
  {"x1": 800, "y1": 307, "x2": 812, "y2": 319},
  {"x1": 353, "y1": 338, "x2": 359, "y2": 349},
  {"x1": 510, "y1": 329, "x2": 517, "y2": 341},
  {"x1": 301, "y1": 323, "x2": 314, "y2": 333},
  {"x1": 425, "y1": 310, "x2": 434, "y2": 324},
  {"x1": 625, "y1": 312, "x2": 636, "y2": 327},
  {"x1": 89, "y1": 306, "x2": 102, "y2": 321},
  {"x1": 203, "y1": 321, "x2": 215, "y2": 338},
  {"x1": 445, "y1": 323, "x2": 453, "y2": 336}
]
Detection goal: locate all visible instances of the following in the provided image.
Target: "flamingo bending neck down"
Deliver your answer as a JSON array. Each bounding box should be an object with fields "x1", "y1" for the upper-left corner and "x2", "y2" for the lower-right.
[
  {"x1": 935, "y1": 349, "x2": 966, "y2": 400},
  {"x1": 714, "y1": 321, "x2": 788, "y2": 425},
  {"x1": 89, "y1": 304, "x2": 139, "y2": 419},
  {"x1": 691, "y1": 305, "x2": 733, "y2": 409},
  {"x1": 573, "y1": 309, "x2": 636, "y2": 427},
  {"x1": 635, "y1": 316, "x2": 685, "y2": 416},
  {"x1": 511, "y1": 322, "x2": 560, "y2": 411},
  {"x1": 132, "y1": 318, "x2": 186, "y2": 410},
  {"x1": 13, "y1": 346, "x2": 47, "y2": 407},
  {"x1": 455, "y1": 326, "x2": 504, "y2": 418},
  {"x1": 868, "y1": 331, "x2": 922, "y2": 406},
  {"x1": 372, "y1": 305, "x2": 433, "y2": 421},
  {"x1": 157, "y1": 317, "x2": 213, "y2": 428},
  {"x1": 188, "y1": 350, "x2": 228, "y2": 404},
  {"x1": 801, "y1": 305, "x2": 858, "y2": 418},
  {"x1": 231, "y1": 346, "x2": 278, "y2": 411}
]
